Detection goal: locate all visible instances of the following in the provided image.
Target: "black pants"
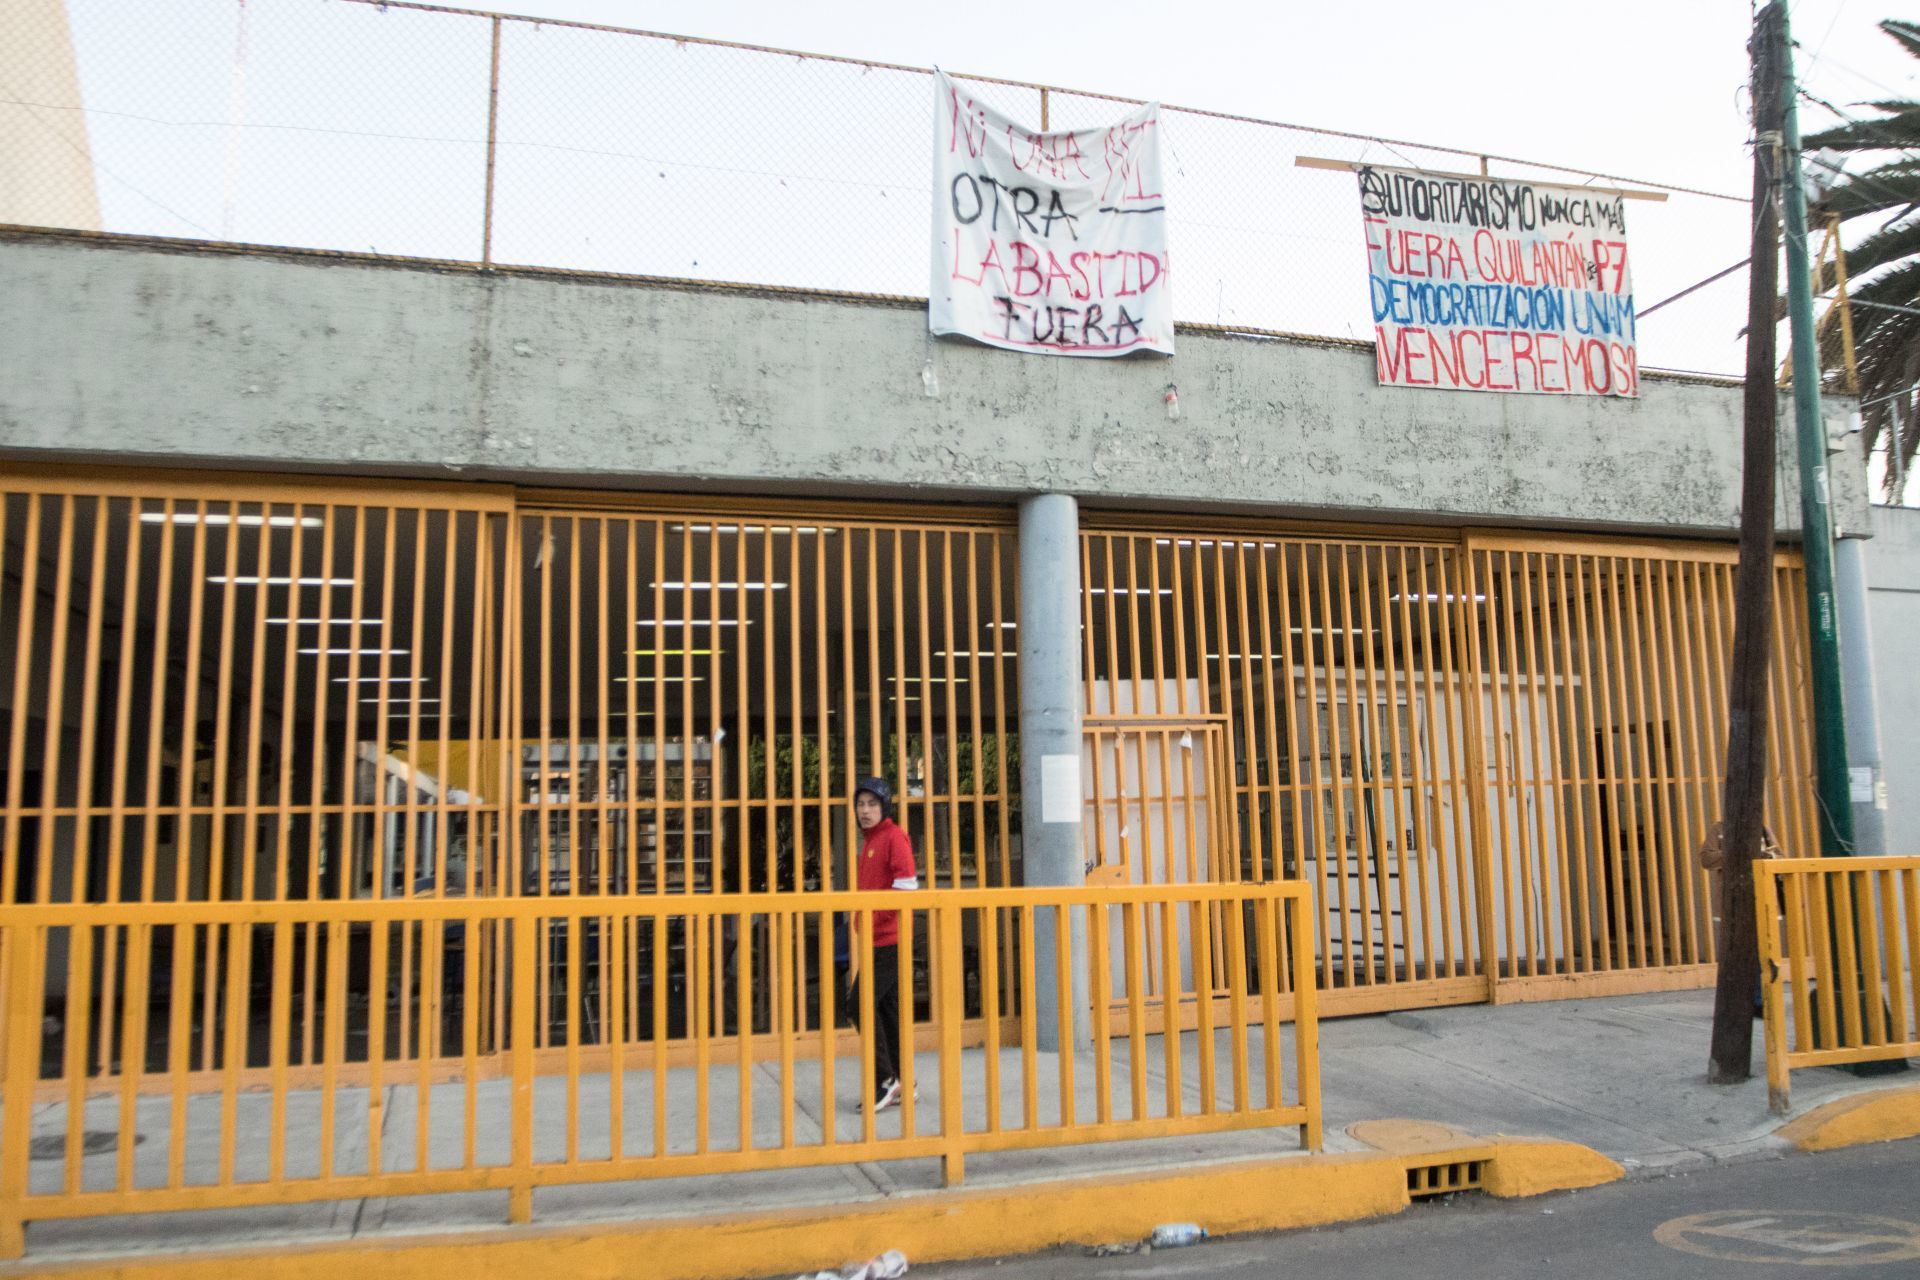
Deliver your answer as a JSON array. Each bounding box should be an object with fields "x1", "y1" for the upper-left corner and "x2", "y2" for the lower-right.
[{"x1": 846, "y1": 944, "x2": 902, "y2": 1087}]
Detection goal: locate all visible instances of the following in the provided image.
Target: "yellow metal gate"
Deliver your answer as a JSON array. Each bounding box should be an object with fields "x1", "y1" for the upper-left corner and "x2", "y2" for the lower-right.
[{"x1": 1078, "y1": 520, "x2": 1819, "y2": 1014}]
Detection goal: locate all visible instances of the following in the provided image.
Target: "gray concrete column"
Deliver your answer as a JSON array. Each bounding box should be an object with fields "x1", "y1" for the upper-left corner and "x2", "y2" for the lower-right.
[
  {"x1": 1017, "y1": 493, "x2": 1089, "y2": 1051},
  {"x1": 1835, "y1": 534, "x2": 1888, "y2": 855}
]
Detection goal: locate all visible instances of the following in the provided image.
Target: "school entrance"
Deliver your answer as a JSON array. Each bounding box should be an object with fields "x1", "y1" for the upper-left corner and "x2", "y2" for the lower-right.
[{"x1": 0, "y1": 468, "x2": 1821, "y2": 1080}]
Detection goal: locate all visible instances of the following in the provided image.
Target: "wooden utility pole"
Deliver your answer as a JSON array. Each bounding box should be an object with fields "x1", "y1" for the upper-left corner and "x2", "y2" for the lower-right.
[{"x1": 1710, "y1": 1, "x2": 1785, "y2": 1084}]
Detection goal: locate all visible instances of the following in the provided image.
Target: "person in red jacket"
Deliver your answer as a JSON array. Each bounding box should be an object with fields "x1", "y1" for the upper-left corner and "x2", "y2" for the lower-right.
[{"x1": 850, "y1": 775, "x2": 917, "y2": 1109}]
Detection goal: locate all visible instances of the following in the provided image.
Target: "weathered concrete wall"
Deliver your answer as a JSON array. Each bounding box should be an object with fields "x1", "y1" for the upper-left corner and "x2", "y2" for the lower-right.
[
  {"x1": 1867, "y1": 506, "x2": 1920, "y2": 855},
  {"x1": 0, "y1": 231, "x2": 1866, "y2": 535}
]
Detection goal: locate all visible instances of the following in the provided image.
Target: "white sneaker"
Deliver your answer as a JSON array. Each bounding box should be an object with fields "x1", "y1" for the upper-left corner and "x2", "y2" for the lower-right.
[{"x1": 876, "y1": 1078, "x2": 903, "y2": 1110}]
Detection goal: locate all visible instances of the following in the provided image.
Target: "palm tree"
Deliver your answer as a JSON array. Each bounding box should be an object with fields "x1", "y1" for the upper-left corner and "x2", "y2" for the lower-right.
[{"x1": 1801, "y1": 18, "x2": 1920, "y2": 500}]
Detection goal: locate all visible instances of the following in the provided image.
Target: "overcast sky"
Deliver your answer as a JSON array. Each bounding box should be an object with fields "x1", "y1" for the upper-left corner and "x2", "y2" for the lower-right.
[
  {"x1": 51, "y1": 0, "x2": 1920, "y2": 379},
  {"x1": 521, "y1": 0, "x2": 1914, "y2": 193}
]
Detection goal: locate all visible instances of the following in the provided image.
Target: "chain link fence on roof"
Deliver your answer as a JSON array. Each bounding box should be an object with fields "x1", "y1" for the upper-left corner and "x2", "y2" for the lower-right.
[{"x1": 5, "y1": 0, "x2": 1754, "y2": 375}]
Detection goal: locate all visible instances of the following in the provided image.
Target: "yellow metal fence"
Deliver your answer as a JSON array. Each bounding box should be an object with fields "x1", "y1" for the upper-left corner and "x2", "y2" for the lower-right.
[
  {"x1": 1757, "y1": 856, "x2": 1920, "y2": 1112},
  {"x1": 0, "y1": 881, "x2": 1319, "y2": 1256}
]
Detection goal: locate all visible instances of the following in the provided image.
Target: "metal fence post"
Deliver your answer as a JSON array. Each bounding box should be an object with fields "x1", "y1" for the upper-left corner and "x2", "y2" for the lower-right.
[
  {"x1": 938, "y1": 901, "x2": 965, "y2": 1187},
  {"x1": 508, "y1": 911, "x2": 535, "y2": 1223},
  {"x1": 1285, "y1": 892, "x2": 1322, "y2": 1152},
  {"x1": 1755, "y1": 865, "x2": 1793, "y2": 1114},
  {"x1": 0, "y1": 926, "x2": 43, "y2": 1258}
]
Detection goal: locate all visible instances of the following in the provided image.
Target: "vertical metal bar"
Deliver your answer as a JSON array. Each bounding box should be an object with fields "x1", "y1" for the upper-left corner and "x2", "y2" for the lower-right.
[
  {"x1": 1668, "y1": 560, "x2": 1716, "y2": 961},
  {"x1": 0, "y1": 927, "x2": 44, "y2": 1258},
  {"x1": 1757, "y1": 864, "x2": 1793, "y2": 1112},
  {"x1": 1352, "y1": 547, "x2": 1397, "y2": 982},
  {"x1": 1288, "y1": 890, "x2": 1323, "y2": 1150},
  {"x1": 1296, "y1": 545, "x2": 1334, "y2": 984},
  {"x1": 1089, "y1": 894, "x2": 1113, "y2": 1124},
  {"x1": 776, "y1": 910, "x2": 794, "y2": 1151},
  {"x1": 1783, "y1": 872, "x2": 1813, "y2": 1051},
  {"x1": 981, "y1": 902, "x2": 1002, "y2": 1133},
  {"x1": 0, "y1": 494, "x2": 38, "y2": 905},
  {"x1": 651, "y1": 904, "x2": 668, "y2": 1157},
  {"x1": 1454, "y1": 545, "x2": 1502, "y2": 993},
  {"x1": 1412, "y1": 551, "x2": 1459, "y2": 977},
  {"x1": 1487, "y1": 552, "x2": 1527, "y2": 978},
  {"x1": 915, "y1": 531, "x2": 935, "y2": 885},
  {"x1": 992, "y1": 536, "x2": 1012, "y2": 893},
  {"x1": 1017, "y1": 905, "x2": 1038, "y2": 1131},
  {"x1": 1158, "y1": 898, "x2": 1180, "y2": 1118},
  {"x1": 165, "y1": 920, "x2": 196, "y2": 1188},
  {"x1": 940, "y1": 533, "x2": 960, "y2": 890},
  {"x1": 34, "y1": 496, "x2": 77, "y2": 908},
  {"x1": 1222, "y1": 888, "x2": 1249, "y2": 1112},
  {"x1": 1386, "y1": 547, "x2": 1433, "y2": 981},
  {"x1": 1602, "y1": 557, "x2": 1649, "y2": 968},
  {"x1": 1621, "y1": 557, "x2": 1671, "y2": 967},
  {"x1": 1052, "y1": 902, "x2": 1073, "y2": 1127},
  {"x1": 938, "y1": 904, "x2": 965, "y2": 1187},
  {"x1": 817, "y1": 907, "x2": 836, "y2": 1149},
  {"x1": 216, "y1": 920, "x2": 246, "y2": 1186},
  {"x1": 737, "y1": 908, "x2": 754, "y2": 1153},
  {"x1": 1324, "y1": 546, "x2": 1361, "y2": 984},
  {"x1": 1190, "y1": 888, "x2": 1216, "y2": 1113},
  {"x1": 268, "y1": 919, "x2": 292, "y2": 1182},
  {"x1": 965, "y1": 535, "x2": 986, "y2": 892},
  {"x1": 60, "y1": 923, "x2": 94, "y2": 1195},
  {"x1": 508, "y1": 912, "x2": 534, "y2": 1224},
  {"x1": 1516, "y1": 553, "x2": 1564, "y2": 976},
  {"x1": 1253, "y1": 887, "x2": 1281, "y2": 1109},
  {"x1": 899, "y1": 905, "x2": 918, "y2": 1133},
  {"x1": 1545, "y1": 555, "x2": 1593, "y2": 974},
  {"x1": 1643, "y1": 558, "x2": 1693, "y2": 962},
  {"x1": 859, "y1": 908, "x2": 878, "y2": 1143},
  {"x1": 1123, "y1": 899, "x2": 1146, "y2": 1121},
  {"x1": 70, "y1": 497, "x2": 110, "y2": 916},
  {"x1": 1254, "y1": 544, "x2": 1287, "y2": 885}
]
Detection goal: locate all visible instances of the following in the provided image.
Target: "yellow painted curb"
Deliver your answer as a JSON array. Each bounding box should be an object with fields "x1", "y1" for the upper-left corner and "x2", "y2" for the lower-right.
[
  {"x1": 1347, "y1": 1118, "x2": 1622, "y2": 1200},
  {"x1": 1480, "y1": 1138, "x2": 1625, "y2": 1197},
  {"x1": 3, "y1": 1128, "x2": 1632, "y2": 1279},
  {"x1": 1777, "y1": 1084, "x2": 1920, "y2": 1153},
  {"x1": 1, "y1": 1155, "x2": 1408, "y2": 1280}
]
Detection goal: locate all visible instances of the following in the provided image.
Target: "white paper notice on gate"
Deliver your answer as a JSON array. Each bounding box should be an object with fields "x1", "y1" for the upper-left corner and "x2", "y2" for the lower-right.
[
  {"x1": 931, "y1": 70, "x2": 1173, "y2": 357},
  {"x1": 1360, "y1": 164, "x2": 1637, "y2": 397}
]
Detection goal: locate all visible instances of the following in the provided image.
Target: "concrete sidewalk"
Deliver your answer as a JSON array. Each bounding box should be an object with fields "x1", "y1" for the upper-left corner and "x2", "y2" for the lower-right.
[{"x1": 11, "y1": 988, "x2": 1913, "y2": 1267}]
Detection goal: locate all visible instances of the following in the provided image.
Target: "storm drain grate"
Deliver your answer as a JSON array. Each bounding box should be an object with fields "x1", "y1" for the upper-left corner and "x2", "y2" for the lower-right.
[{"x1": 1406, "y1": 1158, "x2": 1484, "y2": 1198}]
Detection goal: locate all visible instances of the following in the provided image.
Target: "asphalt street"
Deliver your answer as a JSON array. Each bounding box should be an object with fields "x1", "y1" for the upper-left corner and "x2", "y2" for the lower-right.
[{"x1": 917, "y1": 1140, "x2": 1920, "y2": 1279}]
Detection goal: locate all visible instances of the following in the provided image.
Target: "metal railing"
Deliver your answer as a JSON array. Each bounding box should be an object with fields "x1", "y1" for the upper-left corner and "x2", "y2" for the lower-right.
[
  {"x1": 7, "y1": 0, "x2": 1753, "y2": 375},
  {"x1": 1756, "y1": 856, "x2": 1920, "y2": 1112},
  {"x1": 0, "y1": 881, "x2": 1320, "y2": 1257}
]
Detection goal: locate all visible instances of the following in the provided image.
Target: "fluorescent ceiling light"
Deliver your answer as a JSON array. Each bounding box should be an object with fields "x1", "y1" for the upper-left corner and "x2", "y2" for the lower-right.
[
  {"x1": 653, "y1": 582, "x2": 787, "y2": 590},
  {"x1": 933, "y1": 651, "x2": 1017, "y2": 659},
  {"x1": 985, "y1": 622, "x2": 1018, "y2": 629},
  {"x1": 631, "y1": 648, "x2": 717, "y2": 657},
  {"x1": 1086, "y1": 588, "x2": 1173, "y2": 596},
  {"x1": 1153, "y1": 538, "x2": 1279, "y2": 549},
  {"x1": 269, "y1": 617, "x2": 386, "y2": 626},
  {"x1": 612, "y1": 676, "x2": 706, "y2": 683},
  {"x1": 142, "y1": 512, "x2": 325, "y2": 528},
  {"x1": 634, "y1": 619, "x2": 743, "y2": 627},
  {"x1": 300, "y1": 647, "x2": 411, "y2": 656},
  {"x1": 335, "y1": 676, "x2": 432, "y2": 684},
  {"x1": 211, "y1": 576, "x2": 355, "y2": 586},
  {"x1": 1390, "y1": 593, "x2": 1487, "y2": 603},
  {"x1": 669, "y1": 524, "x2": 837, "y2": 535},
  {"x1": 365, "y1": 697, "x2": 441, "y2": 705}
]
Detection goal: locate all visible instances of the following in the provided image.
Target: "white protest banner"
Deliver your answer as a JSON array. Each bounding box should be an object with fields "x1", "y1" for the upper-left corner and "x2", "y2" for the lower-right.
[
  {"x1": 1360, "y1": 165, "x2": 1637, "y2": 397},
  {"x1": 931, "y1": 70, "x2": 1172, "y2": 357}
]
